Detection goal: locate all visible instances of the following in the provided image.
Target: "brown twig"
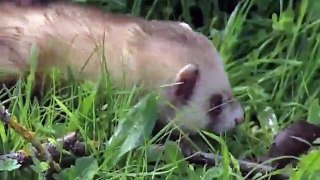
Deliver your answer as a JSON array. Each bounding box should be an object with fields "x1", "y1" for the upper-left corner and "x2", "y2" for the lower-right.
[
  {"x1": 0, "y1": 135, "x2": 290, "y2": 179},
  {"x1": 0, "y1": 132, "x2": 87, "y2": 167},
  {"x1": 150, "y1": 144, "x2": 290, "y2": 180},
  {"x1": 0, "y1": 105, "x2": 61, "y2": 172},
  {"x1": 0, "y1": 104, "x2": 289, "y2": 179},
  {"x1": 185, "y1": 152, "x2": 289, "y2": 180}
]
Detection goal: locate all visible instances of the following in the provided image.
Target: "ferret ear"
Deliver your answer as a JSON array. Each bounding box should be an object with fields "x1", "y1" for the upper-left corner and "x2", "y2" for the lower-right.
[{"x1": 173, "y1": 64, "x2": 199, "y2": 103}]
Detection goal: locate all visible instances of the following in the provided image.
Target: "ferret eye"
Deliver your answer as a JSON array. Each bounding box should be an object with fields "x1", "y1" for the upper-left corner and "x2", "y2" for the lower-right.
[{"x1": 209, "y1": 94, "x2": 223, "y2": 117}]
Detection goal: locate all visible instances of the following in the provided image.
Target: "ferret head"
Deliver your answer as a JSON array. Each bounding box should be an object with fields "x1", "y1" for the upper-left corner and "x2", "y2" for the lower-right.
[
  {"x1": 156, "y1": 23, "x2": 244, "y2": 135},
  {"x1": 159, "y1": 63, "x2": 244, "y2": 134}
]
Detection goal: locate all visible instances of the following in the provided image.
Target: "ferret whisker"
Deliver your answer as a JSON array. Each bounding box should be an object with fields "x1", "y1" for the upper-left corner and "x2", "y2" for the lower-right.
[
  {"x1": 207, "y1": 97, "x2": 238, "y2": 113},
  {"x1": 207, "y1": 102, "x2": 227, "y2": 112},
  {"x1": 160, "y1": 82, "x2": 183, "y2": 88}
]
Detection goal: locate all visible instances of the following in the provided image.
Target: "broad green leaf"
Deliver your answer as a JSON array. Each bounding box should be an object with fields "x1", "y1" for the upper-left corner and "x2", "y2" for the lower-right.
[
  {"x1": 307, "y1": 98, "x2": 320, "y2": 125},
  {"x1": 203, "y1": 167, "x2": 223, "y2": 179},
  {"x1": 53, "y1": 166, "x2": 76, "y2": 180},
  {"x1": 54, "y1": 157, "x2": 98, "y2": 180},
  {"x1": 163, "y1": 141, "x2": 188, "y2": 172},
  {"x1": 290, "y1": 149, "x2": 320, "y2": 180},
  {"x1": 103, "y1": 93, "x2": 158, "y2": 168},
  {"x1": 75, "y1": 156, "x2": 99, "y2": 180},
  {"x1": 257, "y1": 106, "x2": 279, "y2": 135},
  {"x1": 0, "y1": 158, "x2": 21, "y2": 171}
]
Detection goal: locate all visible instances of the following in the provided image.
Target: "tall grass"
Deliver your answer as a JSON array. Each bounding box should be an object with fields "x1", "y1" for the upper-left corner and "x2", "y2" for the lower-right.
[{"x1": 1, "y1": 0, "x2": 320, "y2": 179}]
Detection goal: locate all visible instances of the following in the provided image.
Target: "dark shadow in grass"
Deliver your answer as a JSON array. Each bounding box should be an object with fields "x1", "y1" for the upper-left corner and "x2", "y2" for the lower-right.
[{"x1": 266, "y1": 120, "x2": 320, "y2": 169}]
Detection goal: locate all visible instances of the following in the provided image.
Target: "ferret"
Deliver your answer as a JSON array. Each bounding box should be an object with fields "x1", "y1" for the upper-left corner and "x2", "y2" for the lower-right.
[{"x1": 0, "y1": 1, "x2": 244, "y2": 135}]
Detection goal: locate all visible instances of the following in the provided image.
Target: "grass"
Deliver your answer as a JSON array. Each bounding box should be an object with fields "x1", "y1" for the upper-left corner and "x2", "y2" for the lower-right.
[{"x1": 1, "y1": 0, "x2": 320, "y2": 179}]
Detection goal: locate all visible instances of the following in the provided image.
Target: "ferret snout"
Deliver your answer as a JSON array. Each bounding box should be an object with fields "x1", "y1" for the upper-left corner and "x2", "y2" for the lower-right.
[
  {"x1": 235, "y1": 116, "x2": 244, "y2": 124},
  {"x1": 211, "y1": 98, "x2": 244, "y2": 133},
  {"x1": 231, "y1": 100, "x2": 244, "y2": 125}
]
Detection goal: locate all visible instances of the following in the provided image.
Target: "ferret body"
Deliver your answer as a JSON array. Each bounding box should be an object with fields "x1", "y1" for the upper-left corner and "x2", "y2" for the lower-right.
[{"x1": 0, "y1": 2, "x2": 244, "y2": 134}]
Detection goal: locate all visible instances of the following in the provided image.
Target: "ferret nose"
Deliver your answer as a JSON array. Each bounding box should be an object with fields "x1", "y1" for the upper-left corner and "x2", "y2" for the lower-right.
[{"x1": 235, "y1": 117, "x2": 244, "y2": 124}]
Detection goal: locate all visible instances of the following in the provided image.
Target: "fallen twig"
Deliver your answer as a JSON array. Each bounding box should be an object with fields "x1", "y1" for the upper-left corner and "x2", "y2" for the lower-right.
[
  {"x1": 0, "y1": 105, "x2": 289, "y2": 179},
  {"x1": 0, "y1": 140, "x2": 289, "y2": 179},
  {"x1": 0, "y1": 105, "x2": 61, "y2": 173},
  {"x1": 0, "y1": 131, "x2": 87, "y2": 168},
  {"x1": 149, "y1": 144, "x2": 290, "y2": 180},
  {"x1": 185, "y1": 152, "x2": 289, "y2": 180}
]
